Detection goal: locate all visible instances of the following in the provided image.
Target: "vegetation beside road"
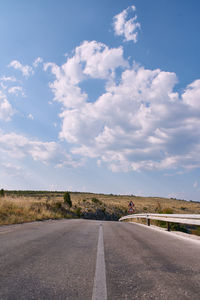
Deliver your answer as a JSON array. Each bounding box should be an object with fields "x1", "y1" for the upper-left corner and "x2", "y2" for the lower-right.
[
  {"x1": 1, "y1": 190, "x2": 200, "y2": 228},
  {"x1": 0, "y1": 196, "x2": 72, "y2": 225}
]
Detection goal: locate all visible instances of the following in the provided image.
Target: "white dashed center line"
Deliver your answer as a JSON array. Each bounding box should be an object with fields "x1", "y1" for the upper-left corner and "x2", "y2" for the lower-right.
[{"x1": 92, "y1": 224, "x2": 107, "y2": 300}]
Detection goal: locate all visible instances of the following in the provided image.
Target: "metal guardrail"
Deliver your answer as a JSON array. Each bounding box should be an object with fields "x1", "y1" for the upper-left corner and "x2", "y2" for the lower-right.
[{"x1": 119, "y1": 213, "x2": 200, "y2": 231}]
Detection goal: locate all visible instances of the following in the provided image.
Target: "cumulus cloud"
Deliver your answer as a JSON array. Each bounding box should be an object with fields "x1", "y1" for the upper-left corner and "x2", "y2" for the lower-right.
[
  {"x1": 45, "y1": 39, "x2": 200, "y2": 173},
  {"x1": 8, "y1": 60, "x2": 33, "y2": 77},
  {"x1": 0, "y1": 76, "x2": 16, "y2": 82},
  {"x1": 44, "y1": 40, "x2": 128, "y2": 109},
  {"x1": 0, "y1": 76, "x2": 17, "y2": 90},
  {"x1": 182, "y1": 79, "x2": 200, "y2": 109},
  {"x1": 33, "y1": 57, "x2": 43, "y2": 68},
  {"x1": 2, "y1": 5, "x2": 200, "y2": 177},
  {"x1": 0, "y1": 91, "x2": 14, "y2": 121},
  {"x1": 8, "y1": 86, "x2": 25, "y2": 96},
  {"x1": 113, "y1": 5, "x2": 141, "y2": 43},
  {"x1": 0, "y1": 131, "x2": 82, "y2": 168}
]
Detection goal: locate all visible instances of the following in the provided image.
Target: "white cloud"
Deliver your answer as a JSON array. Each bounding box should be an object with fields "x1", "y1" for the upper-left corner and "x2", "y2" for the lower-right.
[
  {"x1": 0, "y1": 162, "x2": 30, "y2": 182},
  {"x1": 44, "y1": 41, "x2": 128, "y2": 83},
  {"x1": 193, "y1": 181, "x2": 198, "y2": 188},
  {"x1": 182, "y1": 79, "x2": 200, "y2": 109},
  {"x1": 113, "y1": 5, "x2": 141, "y2": 43},
  {"x1": 0, "y1": 91, "x2": 14, "y2": 121},
  {"x1": 0, "y1": 76, "x2": 17, "y2": 90},
  {"x1": 1, "y1": 4, "x2": 200, "y2": 186},
  {"x1": 2, "y1": 162, "x2": 22, "y2": 171},
  {"x1": 44, "y1": 40, "x2": 128, "y2": 109},
  {"x1": 8, "y1": 86, "x2": 25, "y2": 97},
  {"x1": 75, "y1": 40, "x2": 128, "y2": 79},
  {"x1": 45, "y1": 40, "x2": 200, "y2": 173},
  {"x1": 0, "y1": 76, "x2": 16, "y2": 82},
  {"x1": 27, "y1": 113, "x2": 34, "y2": 120},
  {"x1": 33, "y1": 57, "x2": 43, "y2": 68},
  {"x1": 0, "y1": 82, "x2": 7, "y2": 90},
  {"x1": 0, "y1": 131, "x2": 82, "y2": 168},
  {"x1": 8, "y1": 60, "x2": 33, "y2": 77}
]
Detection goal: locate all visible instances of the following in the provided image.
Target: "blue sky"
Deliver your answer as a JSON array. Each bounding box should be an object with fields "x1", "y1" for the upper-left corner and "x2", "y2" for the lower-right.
[{"x1": 1, "y1": 0, "x2": 200, "y2": 201}]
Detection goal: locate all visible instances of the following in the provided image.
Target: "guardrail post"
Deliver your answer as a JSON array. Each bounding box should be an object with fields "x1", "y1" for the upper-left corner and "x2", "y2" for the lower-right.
[
  {"x1": 147, "y1": 218, "x2": 150, "y2": 226},
  {"x1": 167, "y1": 222, "x2": 170, "y2": 231}
]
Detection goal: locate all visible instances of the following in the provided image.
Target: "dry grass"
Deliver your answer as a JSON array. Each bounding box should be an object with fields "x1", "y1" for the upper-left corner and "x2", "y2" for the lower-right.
[
  {"x1": 70, "y1": 192, "x2": 200, "y2": 214},
  {"x1": 1, "y1": 191, "x2": 200, "y2": 226},
  {"x1": 0, "y1": 195, "x2": 71, "y2": 225}
]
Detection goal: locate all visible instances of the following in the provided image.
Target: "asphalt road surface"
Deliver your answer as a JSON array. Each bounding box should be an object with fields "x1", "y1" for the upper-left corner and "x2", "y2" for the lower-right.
[{"x1": 0, "y1": 219, "x2": 200, "y2": 299}]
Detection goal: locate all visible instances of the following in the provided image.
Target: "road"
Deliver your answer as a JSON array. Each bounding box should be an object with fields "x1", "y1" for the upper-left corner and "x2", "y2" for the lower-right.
[{"x1": 0, "y1": 219, "x2": 200, "y2": 299}]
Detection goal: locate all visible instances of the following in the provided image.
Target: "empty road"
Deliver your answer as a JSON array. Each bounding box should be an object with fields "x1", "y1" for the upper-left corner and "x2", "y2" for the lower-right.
[{"x1": 0, "y1": 219, "x2": 200, "y2": 299}]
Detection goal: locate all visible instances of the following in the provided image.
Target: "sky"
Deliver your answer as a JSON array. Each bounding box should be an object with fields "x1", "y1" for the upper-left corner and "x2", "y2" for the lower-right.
[{"x1": 1, "y1": 0, "x2": 200, "y2": 201}]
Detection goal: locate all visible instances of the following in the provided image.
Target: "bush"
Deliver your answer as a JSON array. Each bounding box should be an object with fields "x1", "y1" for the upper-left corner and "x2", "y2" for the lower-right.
[
  {"x1": 0, "y1": 189, "x2": 5, "y2": 197},
  {"x1": 155, "y1": 201, "x2": 162, "y2": 213},
  {"x1": 155, "y1": 207, "x2": 173, "y2": 228},
  {"x1": 91, "y1": 197, "x2": 102, "y2": 204},
  {"x1": 190, "y1": 226, "x2": 200, "y2": 236},
  {"x1": 55, "y1": 202, "x2": 62, "y2": 210},
  {"x1": 75, "y1": 207, "x2": 82, "y2": 217},
  {"x1": 170, "y1": 223, "x2": 189, "y2": 233},
  {"x1": 161, "y1": 207, "x2": 173, "y2": 214},
  {"x1": 181, "y1": 207, "x2": 186, "y2": 210},
  {"x1": 63, "y1": 192, "x2": 72, "y2": 208}
]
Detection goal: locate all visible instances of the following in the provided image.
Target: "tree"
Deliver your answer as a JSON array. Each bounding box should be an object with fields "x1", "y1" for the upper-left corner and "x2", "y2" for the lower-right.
[
  {"x1": 63, "y1": 192, "x2": 72, "y2": 208},
  {"x1": 0, "y1": 189, "x2": 5, "y2": 197}
]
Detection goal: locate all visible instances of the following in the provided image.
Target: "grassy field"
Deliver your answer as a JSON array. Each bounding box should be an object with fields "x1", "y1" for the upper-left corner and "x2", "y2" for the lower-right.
[{"x1": 1, "y1": 190, "x2": 200, "y2": 227}]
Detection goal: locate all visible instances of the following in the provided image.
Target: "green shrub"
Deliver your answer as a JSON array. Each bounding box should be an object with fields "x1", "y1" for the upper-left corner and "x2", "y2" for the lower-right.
[
  {"x1": 170, "y1": 223, "x2": 189, "y2": 233},
  {"x1": 161, "y1": 207, "x2": 173, "y2": 214},
  {"x1": 92, "y1": 197, "x2": 99, "y2": 203},
  {"x1": 55, "y1": 202, "x2": 62, "y2": 210},
  {"x1": 190, "y1": 226, "x2": 200, "y2": 236},
  {"x1": 75, "y1": 207, "x2": 82, "y2": 217},
  {"x1": 101, "y1": 207, "x2": 106, "y2": 213},
  {"x1": 0, "y1": 189, "x2": 5, "y2": 197},
  {"x1": 156, "y1": 207, "x2": 173, "y2": 227},
  {"x1": 155, "y1": 220, "x2": 167, "y2": 228},
  {"x1": 63, "y1": 192, "x2": 72, "y2": 208},
  {"x1": 155, "y1": 202, "x2": 162, "y2": 213},
  {"x1": 91, "y1": 197, "x2": 102, "y2": 204},
  {"x1": 181, "y1": 207, "x2": 186, "y2": 210}
]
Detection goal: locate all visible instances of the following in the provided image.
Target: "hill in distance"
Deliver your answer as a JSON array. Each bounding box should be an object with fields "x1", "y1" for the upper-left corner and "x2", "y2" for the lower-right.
[{"x1": 1, "y1": 190, "x2": 200, "y2": 226}]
